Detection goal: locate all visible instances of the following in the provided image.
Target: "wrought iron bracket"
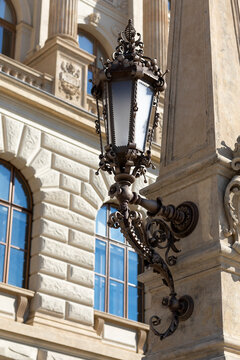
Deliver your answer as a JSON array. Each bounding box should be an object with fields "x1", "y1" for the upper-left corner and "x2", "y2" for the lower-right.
[{"x1": 107, "y1": 174, "x2": 198, "y2": 340}]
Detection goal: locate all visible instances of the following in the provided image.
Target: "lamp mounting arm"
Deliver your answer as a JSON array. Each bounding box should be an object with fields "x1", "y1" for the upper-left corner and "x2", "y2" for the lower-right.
[{"x1": 109, "y1": 175, "x2": 198, "y2": 238}]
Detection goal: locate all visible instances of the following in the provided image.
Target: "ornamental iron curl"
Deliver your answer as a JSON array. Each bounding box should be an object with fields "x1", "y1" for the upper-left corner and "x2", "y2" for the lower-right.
[{"x1": 108, "y1": 196, "x2": 196, "y2": 340}]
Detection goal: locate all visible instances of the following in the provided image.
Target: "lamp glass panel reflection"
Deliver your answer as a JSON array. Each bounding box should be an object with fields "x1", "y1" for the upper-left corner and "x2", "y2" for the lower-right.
[
  {"x1": 110, "y1": 80, "x2": 132, "y2": 147},
  {"x1": 134, "y1": 80, "x2": 154, "y2": 151}
]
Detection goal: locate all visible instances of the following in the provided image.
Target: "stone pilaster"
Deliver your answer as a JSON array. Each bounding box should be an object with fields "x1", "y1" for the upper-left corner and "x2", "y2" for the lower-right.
[
  {"x1": 141, "y1": 0, "x2": 240, "y2": 359},
  {"x1": 143, "y1": 0, "x2": 169, "y2": 70},
  {"x1": 48, "y1": 0, "x2": 78, "y2": 44}
]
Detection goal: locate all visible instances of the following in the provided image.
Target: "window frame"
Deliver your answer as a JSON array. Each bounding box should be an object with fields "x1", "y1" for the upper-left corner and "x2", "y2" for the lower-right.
[
  {"x1": 95, "y1": 203, "x2": 144, "y2": 322},
  {"x1": 0, "y1": 159, "x2": 32, "y2": 288},
  {"x1": 0, "y1": 0, "x2": 16, "y2": 58},
  {"x1": 78, "y1": 28, "x2": 108, "y2": 95}
]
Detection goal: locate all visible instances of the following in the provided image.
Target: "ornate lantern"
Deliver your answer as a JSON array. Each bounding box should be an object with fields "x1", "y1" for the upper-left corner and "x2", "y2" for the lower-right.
[
  {"x1": 92, "y1": 19, "x2": 166, "y2": 181},
  {"x1": 92, "y1": 20, "x2": 199, "y2": 341}
]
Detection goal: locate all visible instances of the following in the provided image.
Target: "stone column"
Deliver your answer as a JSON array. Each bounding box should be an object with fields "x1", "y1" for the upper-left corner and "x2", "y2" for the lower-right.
[
  {"x1": 141, "y1": 0, "x2": 240, "y2": 359},
  {"x1": 48, "y1": 0, "x2": 78, "y2": 44},
  {"x1": 143, "y1": 0, "x2": 169, "y2": 70}
]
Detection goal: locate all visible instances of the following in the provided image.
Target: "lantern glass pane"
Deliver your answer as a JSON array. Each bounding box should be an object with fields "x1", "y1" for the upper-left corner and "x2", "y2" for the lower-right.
[
  {"x1": 135, "y1": 80, "x2": 154, "y2": 152},
  {"x1": 111, "y1": 81, "x2": 132, "y2": 147}
]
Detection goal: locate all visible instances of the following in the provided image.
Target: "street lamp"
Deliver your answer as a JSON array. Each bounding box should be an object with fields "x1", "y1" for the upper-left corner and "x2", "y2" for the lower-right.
[{"x1": 92, "y1": 19, "x2": 198, "y2": 340}]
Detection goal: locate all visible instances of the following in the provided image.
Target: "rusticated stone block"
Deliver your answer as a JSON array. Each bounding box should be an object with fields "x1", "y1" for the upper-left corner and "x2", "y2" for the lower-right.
[
  {"x1": 81, "y1": 182, "x2": 102, "y2": 209},
  {"x1": 33, "y1": 202, "x2": 95, "y2": 234},
  {"x1": 18, "y1": 125, "x2": 41, "y2": 163},
  {"x1": 52, "y1": 153, "x2": 89, "y2": 181},
  {"x1": 30, "y1": 292, "x2": 65, "y2": 317},
  {"x1": 68, "y1": 230, "x2": 95, "y2": 252},
  {"x1": 101, "y1": 170, "x2": 115, "y2": 189},
  {"x1": 68, "y1": 265, "x2": 94, "y2": 288},
  {"x1": 66, "y1": 301, "x2": 93, "y2": 325},
  {"x1": 90, "y1": 169, "x2": 108, "y2": 200},
  {"x1": 60, "y1": 173, "x2": 80, "y2": 194},
  {"x1": 39, "y1": 170, "x2": 60, "y2": 188},
  {"x1": 32, "y1": 218, "x2": 68, "y2": 242},
  {"x1": 2, "y1": 115, "x2": 24, "y2": 155},
  {"x1": 31, "y1": 236, "x2": 94, "y2": 270},
  {"x1": 42, "y1": 133, "x2": 98, "y2": 169},
  {"x1": 30, "y1": 254, "x2": 67, "y2": 279},
  {"x1": 29, "y1": 274, "x2": 94, "y2": 306},
  {"x1": 34, "y1": 189, "x2": 70, "y2": 208},
  {"x1": 29, "y1": 148, "x2": 52, "y2": 175},
  {"x1": 70, "y1": 194, "x2": 96, "y2": 220}
]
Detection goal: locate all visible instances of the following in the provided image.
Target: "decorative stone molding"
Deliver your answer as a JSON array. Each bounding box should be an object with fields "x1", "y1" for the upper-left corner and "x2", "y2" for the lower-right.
[
  {"x1": 0, "y1": 54, "x2": 53, "y2": 93},
  {"x1": 59, "y1": 62, "x2": 81, "y2": 100},
  {"x1": 0, "y1": 283, "x2": 34, "y2": 323},
  {"x1": 224, "y1": 138, "x2": 240, "y2": 254},
  {"x1": 87, "y1": 12, "x2": 101, "y2": 27},
  {"x1": 94, "y1": 310, "x2": 149, "y2": 354}
]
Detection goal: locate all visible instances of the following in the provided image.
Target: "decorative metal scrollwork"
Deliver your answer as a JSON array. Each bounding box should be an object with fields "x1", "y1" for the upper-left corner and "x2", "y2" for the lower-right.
[
  {"x1": 108, "y1": 205, "x2": 196, "y2": 341},
  {"x1": 146, "y1": 219, "x2": 181, "y2": 266}
]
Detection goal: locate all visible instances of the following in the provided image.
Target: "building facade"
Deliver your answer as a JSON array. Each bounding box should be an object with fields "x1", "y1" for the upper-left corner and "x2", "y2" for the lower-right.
[{"x1": 0, "y1": 0, "x2": 169, "y2": 359}]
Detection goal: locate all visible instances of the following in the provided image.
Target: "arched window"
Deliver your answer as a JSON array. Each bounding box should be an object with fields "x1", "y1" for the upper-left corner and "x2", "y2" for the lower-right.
[
  {"x1": 0, "y1": 160, "x2": 32, "y2": 288},
  {"x1": 94, "y1": 204, "x2": 144, "y2": 322},
  {"x1": 0, "y1": 0, "x2": 16, "y2": 58},
  {"x1": 78, "y1": 29, "x2": 108, "y2": 95}
]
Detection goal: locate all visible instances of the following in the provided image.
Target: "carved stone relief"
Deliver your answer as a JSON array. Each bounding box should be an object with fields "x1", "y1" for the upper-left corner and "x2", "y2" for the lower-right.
[
  {"x1": 87, "y1": 12, "x2": 101, "y2": 27},
  {"x1": 224, "y1": 138, "x2": 240, "y2": 254},
  {"x1": 59, "y1": 62, "x2": 81, "y2": 101}
]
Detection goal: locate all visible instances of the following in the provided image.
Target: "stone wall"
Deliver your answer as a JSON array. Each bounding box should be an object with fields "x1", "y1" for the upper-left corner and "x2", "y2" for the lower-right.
[{"x1": 0, "y1": 92, "x2": 153, "y2": 358}]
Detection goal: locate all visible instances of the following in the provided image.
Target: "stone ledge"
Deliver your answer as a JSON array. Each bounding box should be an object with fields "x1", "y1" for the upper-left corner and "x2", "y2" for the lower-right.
[
  {"x1": 94, "y1": 310, "x2": 149, "y2": 354},
  {"x1": 0, "y1": 283, "x2": 35, "y2": 323}
]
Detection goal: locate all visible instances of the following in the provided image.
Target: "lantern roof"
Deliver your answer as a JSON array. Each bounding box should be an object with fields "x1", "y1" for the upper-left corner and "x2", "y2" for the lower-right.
[{"x1": 93, "y1": 19, "x2": 167, "y2": 96}]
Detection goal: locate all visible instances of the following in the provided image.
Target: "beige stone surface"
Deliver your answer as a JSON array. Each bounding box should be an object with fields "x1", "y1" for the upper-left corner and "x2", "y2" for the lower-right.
[
  {"x1": 142, "y1": 0, "x2": 240, "y2": 359},
  {"x1": 31, "y1": 237, "x2": 94, "y2": 270},
  {"x1": 70, "y1": 194, "x2": 96, "y2": 220}
]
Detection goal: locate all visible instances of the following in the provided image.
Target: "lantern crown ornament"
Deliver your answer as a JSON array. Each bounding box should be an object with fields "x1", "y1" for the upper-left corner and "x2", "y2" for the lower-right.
[
  {"x1": 92, "y1": 19, "x2": 167, "y2": 182},
  {"x1": 92, "y1": 20, "x2": 199, "y2": 342}
]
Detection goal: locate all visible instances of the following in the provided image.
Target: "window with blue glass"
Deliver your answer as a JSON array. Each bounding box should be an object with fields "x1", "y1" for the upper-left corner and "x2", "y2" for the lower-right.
[
  {"x1": 78, "y1": 29, "x2": 108, "y2": 95},
  {"x1": 95, "y1": 204, "x2": 144, "y2": 322},
  {"x1": 0, "y1": 160, "x2": 32, "y2": 288},
  {"x1": 0, "y1": 0, "x2": 16, "y2": 58}
]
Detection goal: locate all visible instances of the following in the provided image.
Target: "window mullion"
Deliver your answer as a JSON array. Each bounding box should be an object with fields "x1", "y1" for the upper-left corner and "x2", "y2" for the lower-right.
[
  {"x1": 4, "y1": 205, "x2": 13, "y2": 284},
  {"x1": 25, "y1": 212, "x2": 32, "y2": 288},
  {"x1": 106, "y1": 239, "x2": 110, "y2": 313},
  {"x1": 3, "y1": 166, "x2": 14, "y2": 284},
  {"x1": 125, "y1": 248, "x2": 128, "y2": 318}
]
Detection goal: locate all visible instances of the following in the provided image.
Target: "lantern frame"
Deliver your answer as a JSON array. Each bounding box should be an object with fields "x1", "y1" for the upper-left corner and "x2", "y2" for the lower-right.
[{"x1": 92, "y1": 19, "x2": 166, "y2": 180}]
